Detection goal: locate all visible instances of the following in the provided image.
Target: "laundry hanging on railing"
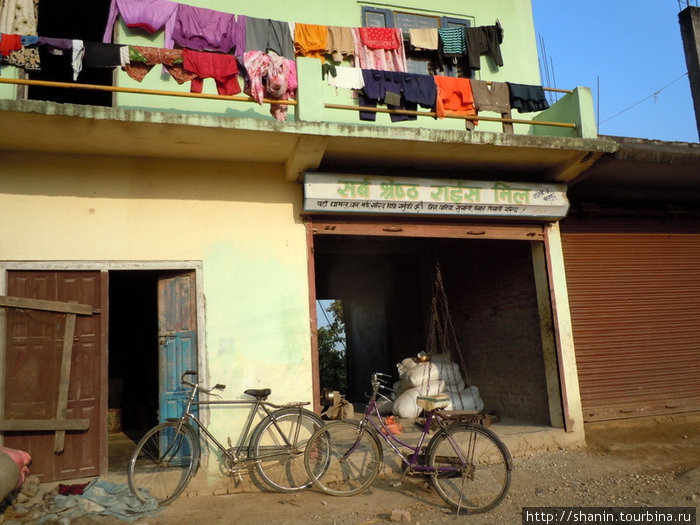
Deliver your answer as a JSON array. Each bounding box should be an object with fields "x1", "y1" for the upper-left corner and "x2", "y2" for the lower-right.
[
  {"x1": 506, "y1": 82, "x2": 550, "y2": 113},
  {"x1": 0, "y1": 0, "x2": 39, "y2": 70},
  {"x1": 357, "y1": 69, "x2": 436, "y2": 122}
]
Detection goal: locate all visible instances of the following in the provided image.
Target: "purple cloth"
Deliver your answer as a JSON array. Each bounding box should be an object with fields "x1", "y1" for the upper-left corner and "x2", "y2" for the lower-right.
[
  {"x1": 103, "y1": 0, "x2": 178, "y2": 44},
  {"x1": 37, "y1": 37, "x2": 73, "y2": 51},
  {"x1": 171, "y1": 4, "x2": 239, "y2": 53}
]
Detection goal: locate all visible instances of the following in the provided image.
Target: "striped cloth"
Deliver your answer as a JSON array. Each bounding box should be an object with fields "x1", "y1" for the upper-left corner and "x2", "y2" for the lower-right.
[{"x1": 438, "y1": 27, "x2": 466, "y2": 55}]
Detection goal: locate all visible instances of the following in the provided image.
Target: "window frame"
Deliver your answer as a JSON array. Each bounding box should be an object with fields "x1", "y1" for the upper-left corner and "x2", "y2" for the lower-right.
[{"x1": 360, "y1": 6, "x2": 472, "y2": 77}]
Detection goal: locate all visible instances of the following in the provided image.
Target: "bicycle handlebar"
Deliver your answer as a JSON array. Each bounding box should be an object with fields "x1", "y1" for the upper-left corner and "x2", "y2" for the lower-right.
[{"x1": 181, "y1": 370, "x2": 226, "y2": 395}]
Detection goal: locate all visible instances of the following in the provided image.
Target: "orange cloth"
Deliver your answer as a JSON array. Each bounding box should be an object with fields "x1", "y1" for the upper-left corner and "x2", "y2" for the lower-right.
[
  {"x1": 434, "y1": 76, "x2": 477, "y2": 121},
  {"x1": 294, "y1": 23, "x2": 328, "y2": 62}
]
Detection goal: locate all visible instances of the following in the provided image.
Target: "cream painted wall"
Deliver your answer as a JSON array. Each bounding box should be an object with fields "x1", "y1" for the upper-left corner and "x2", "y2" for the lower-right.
[{"x1": 0, "y1": 151, "x2": 313, "y2": 445}]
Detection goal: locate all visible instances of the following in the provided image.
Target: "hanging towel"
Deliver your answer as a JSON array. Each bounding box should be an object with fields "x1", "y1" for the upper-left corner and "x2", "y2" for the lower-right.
[
  {"x1": 506, "y1": 82, "x2": 549, "y2": 113},
  {"x1": 326, "y1": 26, "x2": 354, "y2": 62},
  {"x1": 171, "y1": 4, "x2": 238, "y2": 53},
  {"x1": 326, "y1": 65, "x2": 365, "y2": 90},
  {"x1": 409, "y1": 28, "x2": 438, "y2": 51},
  {"x1": 294, "y1": 23, "x2": 327, "y2": 62}
]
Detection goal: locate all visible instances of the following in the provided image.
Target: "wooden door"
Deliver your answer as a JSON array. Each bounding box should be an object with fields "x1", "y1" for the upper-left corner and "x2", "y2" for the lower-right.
[
  {"x1": 4, "y1": 271, "x2": 106, "y2": 481},
  {"x1": 157, "y1": 272, "x2": 197, "y2": 423}
]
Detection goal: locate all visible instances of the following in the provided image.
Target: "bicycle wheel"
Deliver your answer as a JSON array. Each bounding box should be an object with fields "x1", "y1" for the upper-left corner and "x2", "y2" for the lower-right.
[
  {"x1": 426, "y1": 423, "x2": 511, "y2": 513},
  {"x1": 128, "y1": 421, "x2": 200, "y2": 506},
  {"x1": 303, "y1": 420, "x2": 382, "y2": 497},
  {"x1": 249, "y1": 407, "x2": 324, "y2": 492}
]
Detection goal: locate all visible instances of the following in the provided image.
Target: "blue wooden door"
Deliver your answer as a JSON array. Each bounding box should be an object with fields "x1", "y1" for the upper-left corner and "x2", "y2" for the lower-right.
[{"x1": 157, "y1": 272, "x2": 197, "y2": 422}]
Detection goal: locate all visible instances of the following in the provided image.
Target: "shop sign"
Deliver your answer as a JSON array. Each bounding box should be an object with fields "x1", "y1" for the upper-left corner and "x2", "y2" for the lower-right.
[{"x1": 303, "y1": 173, "x2": 570, "y2": 219}]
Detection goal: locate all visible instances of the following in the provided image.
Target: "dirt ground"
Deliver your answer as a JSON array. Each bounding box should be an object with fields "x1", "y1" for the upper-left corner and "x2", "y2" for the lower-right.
[{"x1": 2, "y1": 413, "x2": 699, "y2": 524}]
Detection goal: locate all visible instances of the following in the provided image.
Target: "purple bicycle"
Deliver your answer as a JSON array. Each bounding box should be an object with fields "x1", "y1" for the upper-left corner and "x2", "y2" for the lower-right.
[{"x1": 303, "y1": 372, "x2": 512, "y2": 514}]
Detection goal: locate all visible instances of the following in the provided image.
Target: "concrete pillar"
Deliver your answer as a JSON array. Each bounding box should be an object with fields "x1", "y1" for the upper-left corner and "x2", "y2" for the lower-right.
[
  {"x1": 543, "y1": 222, "x2": 585, "y2": 435},
  {"x1": 679, "y1": 6, "x2": 700, "y2": 141}
]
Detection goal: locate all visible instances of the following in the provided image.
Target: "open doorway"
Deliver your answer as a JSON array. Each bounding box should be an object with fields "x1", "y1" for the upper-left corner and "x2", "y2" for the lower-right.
[
  {"x1": 107, "y1": 269, "x2": 198, "y2": 471},
  {"x1": 107, "y1": 271, "x2": 159, "y2": 471},
  {"x1": 313, "y1": 233, "x2": 552, "y2": 426}
]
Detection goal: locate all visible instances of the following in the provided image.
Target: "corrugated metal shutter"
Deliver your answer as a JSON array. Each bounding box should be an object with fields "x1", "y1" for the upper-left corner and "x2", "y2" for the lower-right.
[{"x1": 561, "y1": 230, "x2": 700, "y2": 421}]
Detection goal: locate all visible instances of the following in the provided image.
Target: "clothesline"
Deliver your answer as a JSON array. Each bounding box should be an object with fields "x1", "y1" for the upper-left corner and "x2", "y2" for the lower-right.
[{"x1": 0, "y1": 76, "x2": 576, "y2": 130}]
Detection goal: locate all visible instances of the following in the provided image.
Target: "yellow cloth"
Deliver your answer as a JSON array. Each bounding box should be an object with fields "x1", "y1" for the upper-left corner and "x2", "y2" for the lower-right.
[{"x1": 294, "y1": 23, "x2": 327, "y2": 62}]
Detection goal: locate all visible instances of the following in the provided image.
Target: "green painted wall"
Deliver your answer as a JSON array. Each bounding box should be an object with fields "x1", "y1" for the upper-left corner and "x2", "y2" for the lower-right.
[{"x1": 111, "y1": 0, "x2": 546, "y2": 134}]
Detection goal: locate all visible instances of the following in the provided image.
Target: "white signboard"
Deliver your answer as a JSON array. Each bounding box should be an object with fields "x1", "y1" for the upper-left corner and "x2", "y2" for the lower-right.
[{"x1": 303, "y1": 173, "x2": 570, "y2": 219}]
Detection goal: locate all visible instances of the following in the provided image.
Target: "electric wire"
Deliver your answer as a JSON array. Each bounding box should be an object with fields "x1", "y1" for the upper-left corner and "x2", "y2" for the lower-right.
[{"x1": 599, "y1": 72, "x2": 689, "y2": 125}]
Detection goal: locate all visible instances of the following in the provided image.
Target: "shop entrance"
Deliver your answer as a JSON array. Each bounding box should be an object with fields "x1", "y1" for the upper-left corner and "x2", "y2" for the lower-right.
[{"x1": 310, "y1": 220, "x2": 556, "y2": 426}]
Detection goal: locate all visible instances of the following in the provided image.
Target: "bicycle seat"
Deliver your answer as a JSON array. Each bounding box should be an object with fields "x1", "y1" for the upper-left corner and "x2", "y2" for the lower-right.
[
  {"x1": 244, "y1": 388, "x2": 271, "y2": 400},
  {"x1": 416, "y1": 393, "x2": 451, "y2": 411}
]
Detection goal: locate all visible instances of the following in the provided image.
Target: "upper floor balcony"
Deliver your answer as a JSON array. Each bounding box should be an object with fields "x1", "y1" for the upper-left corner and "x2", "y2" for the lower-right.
[{"x1": 0, "y1": 0, "x2": 612, "y2": 183}]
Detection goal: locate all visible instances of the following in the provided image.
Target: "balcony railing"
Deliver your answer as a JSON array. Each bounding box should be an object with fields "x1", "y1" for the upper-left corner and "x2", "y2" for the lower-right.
[{"x1": 1, "y1": 62, "x2": 593, "y2": 138}]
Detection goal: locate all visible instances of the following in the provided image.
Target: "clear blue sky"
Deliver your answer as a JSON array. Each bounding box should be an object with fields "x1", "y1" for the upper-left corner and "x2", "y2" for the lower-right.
[{"x1": 531, "y1": 0, "x2": 698, "y2": 143}]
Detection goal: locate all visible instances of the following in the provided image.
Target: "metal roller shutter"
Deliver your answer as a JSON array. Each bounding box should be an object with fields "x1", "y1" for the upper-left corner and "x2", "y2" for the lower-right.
[{"x1": 561, "y1": 230, "x2": 700, "y2": 421}]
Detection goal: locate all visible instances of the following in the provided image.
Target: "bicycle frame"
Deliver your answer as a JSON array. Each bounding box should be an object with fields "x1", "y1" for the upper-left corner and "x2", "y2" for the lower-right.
[
  {"x1": 172, "y1": 380, "x2": 310, "y2": 465},
  {"x1": 356, "y1": 384, "x2": 469, "y2": 476}
]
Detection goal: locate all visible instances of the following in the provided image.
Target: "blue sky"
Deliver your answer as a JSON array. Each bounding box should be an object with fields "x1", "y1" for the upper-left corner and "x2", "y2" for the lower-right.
[{"x1": 531, "y1": 0, "x2": 698, "y2": 143}]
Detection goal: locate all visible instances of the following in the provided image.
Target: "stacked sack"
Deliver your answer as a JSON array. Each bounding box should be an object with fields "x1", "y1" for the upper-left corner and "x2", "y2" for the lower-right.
[
  {"x1": 432, "y1": 353, "x2": 484, "y2": 413},
  {"x1": 390, "y1": 354, "x2": 484, "y2": 419}
]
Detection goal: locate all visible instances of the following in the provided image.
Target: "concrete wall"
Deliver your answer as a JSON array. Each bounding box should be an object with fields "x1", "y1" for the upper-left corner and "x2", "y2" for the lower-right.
[{"x1": 0, "y1": 151, "x2": 313, "y2": 443}]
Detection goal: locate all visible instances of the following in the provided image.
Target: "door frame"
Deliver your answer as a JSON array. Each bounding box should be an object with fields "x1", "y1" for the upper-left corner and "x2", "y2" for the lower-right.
[
  {"x1": 304, "y1": 217, "x2": 583, "y2": 433},
  {"x1": 0, "y1": 261, "x2": 206, "y2": 475}
]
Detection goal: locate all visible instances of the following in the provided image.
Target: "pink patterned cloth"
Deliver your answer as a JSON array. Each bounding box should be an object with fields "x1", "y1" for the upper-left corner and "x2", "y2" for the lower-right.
[
  {"x1": 351, "y1": 27, "x2": 406, "y2": 72},
  {"x1": 0, "y1": 446, "x2": 31, "y2": 490},
  {"x1": 243, "y1": 50, "x2": 297, "y2": 121}
]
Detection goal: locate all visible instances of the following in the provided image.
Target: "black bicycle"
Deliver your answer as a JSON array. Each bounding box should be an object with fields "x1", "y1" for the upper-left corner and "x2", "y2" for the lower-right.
[{"x1": 128, "y1": 371, "x2": 323, "y2": 506}]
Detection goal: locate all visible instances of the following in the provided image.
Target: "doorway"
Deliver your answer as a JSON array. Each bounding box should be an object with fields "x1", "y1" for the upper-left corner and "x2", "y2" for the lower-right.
[
  {"x1": 107, "y1": 269, "x2": 198, "y2": 472},
  {"x1": 312, "y1": 230, "x2": 552, "y2": 426}
]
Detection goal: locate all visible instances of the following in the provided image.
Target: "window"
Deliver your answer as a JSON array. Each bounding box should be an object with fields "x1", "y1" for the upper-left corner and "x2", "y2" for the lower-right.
[{"x1": 361, "y1": 7, "x2": 472, "y2": 77}]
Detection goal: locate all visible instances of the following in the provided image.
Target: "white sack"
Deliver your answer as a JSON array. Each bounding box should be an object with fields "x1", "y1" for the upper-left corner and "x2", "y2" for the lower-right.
[
  {"x1": 434, "y1": 360, "x2": 463, "y2": 385},
  {"x1": 393, "y1": 378, "x2": 412, "y2": 397},
  {"x1": 404, "y1": 361, "x2": 439, "y2": 386},
  {"x1": 392, "y1": 387, "x2": 422, "y2": 418},
  {"x1": 396, "y1": 357, "x2": 417, "y2": 375},
  {"x1": 445, "y1": 377, "x2": 466, "y2": 392},
  {"x1": 448, "y1": 385, "x2": 484, "y2": 412}
]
